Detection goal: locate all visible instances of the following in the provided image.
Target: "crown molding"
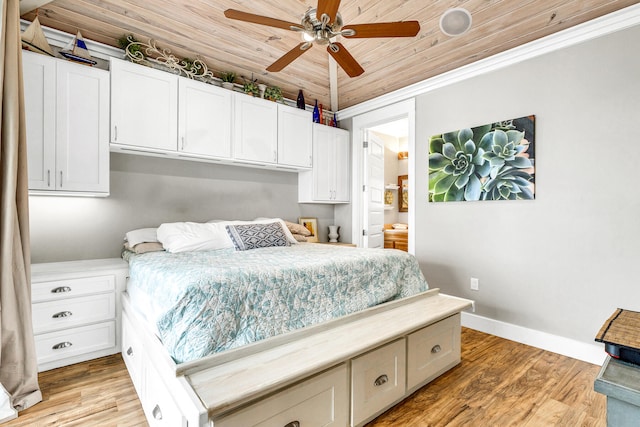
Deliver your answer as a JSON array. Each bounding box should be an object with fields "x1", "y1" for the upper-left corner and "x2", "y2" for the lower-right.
[
  {"x1": 338, "y1": 3, "x2": 640, "y2": 120},
  {"x1": 20, "y1": 19, "x2": 124, "y2": 60}
]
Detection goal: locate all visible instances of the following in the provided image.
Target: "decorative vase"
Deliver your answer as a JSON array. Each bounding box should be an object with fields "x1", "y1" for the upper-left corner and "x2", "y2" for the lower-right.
[
  {"x1": 297, "y1": 90, "x2": 306, "y2": 109},
  {"x1": 313, "y1": 100, "x2": 320, "y2": 123},
  {"x1": 258, "y1": 84, "x2": 267, "y2": 98},
  {"x1": 328, "y1": 225, "x2": 340, "y2": 243}
]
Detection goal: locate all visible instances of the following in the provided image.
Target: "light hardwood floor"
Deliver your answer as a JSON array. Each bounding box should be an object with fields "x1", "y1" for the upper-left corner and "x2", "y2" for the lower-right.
[{"x1": 7, "y1": 328, "x2": 606, "y2": 426}]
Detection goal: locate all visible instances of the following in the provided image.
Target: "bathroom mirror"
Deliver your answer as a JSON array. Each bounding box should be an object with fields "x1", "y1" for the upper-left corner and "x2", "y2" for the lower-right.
[{"x1": 398, "y1": 175, "x2": 408, "y2": 212}]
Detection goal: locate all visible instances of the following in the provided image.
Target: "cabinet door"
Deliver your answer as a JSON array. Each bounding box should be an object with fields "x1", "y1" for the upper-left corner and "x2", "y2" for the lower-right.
[
  {"x1": 312, "y1": 124, "x2": 335, "y2": 201},
  {"x1": 56, "y1": 61, "x2": 109, "y2": 193},
  {"x1": 110, "y1": 58, "x2": 177, "y2": 152},
  {"x1": 277, "y1": 104, "x2": 312, "y2": 168},
  {"x1": 233, "y1": 93, "x2": 277, "y2": 163},
  {"x1": 178, "y1": 78, "x2": 231, "y2": 159},
  {"x1": 333, "y1": 127, "x2": 351, "y2": 202},
  {"x1": 23, "y1": 51, "x2": 56, "y2": 190}
]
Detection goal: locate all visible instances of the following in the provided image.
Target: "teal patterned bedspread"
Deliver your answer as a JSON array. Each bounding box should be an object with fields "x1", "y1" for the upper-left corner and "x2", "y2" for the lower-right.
[{"x1": 124, "y1": 244, "x2": 429, "y2": 363}]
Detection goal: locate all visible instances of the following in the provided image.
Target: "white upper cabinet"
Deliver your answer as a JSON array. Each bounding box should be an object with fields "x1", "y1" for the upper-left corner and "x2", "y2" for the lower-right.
[
  {"x1": 178, "y1": 79, "x2": 232, "y2": 159},
  {"x1": 277, "y1": 105, "x2": 312, "y2": 169},
  {"x1": 110, "y1": 58, "x2": 178, "y2": 152},
  {"x1": 232, "y1": 93, "x2": 278, "y2": 164},
  {"x1": 109, "y1": 58, "x2": 312, "y2": 171},
  {"x1": 298, "y1": 124, "x2": 350, "y2": 203},
  {"x1": 23, "y1": 50, "x2": 110, "y2": 195}
]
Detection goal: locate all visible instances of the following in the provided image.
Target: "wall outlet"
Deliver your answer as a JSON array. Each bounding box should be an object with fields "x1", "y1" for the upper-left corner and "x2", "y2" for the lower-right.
[{"x1": 470, "y1": 277, "x2": 479, "y2": 291}]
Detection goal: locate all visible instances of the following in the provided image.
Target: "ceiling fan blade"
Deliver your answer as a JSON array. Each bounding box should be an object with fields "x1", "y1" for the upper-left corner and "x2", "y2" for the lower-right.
[
  {"x1": 224, "y1": 9, "x2": 303, "y2": 31},
  {"x1": 342, "y1": 21, "x2": 420, "y2": 38},
  {"x1": 267, "y1": 43, "x2": 312, "y2": 72},
  {"x1": 316, "y1": 0, "x2": 341, "y2": 24},
  {"x1": 327, "y1": 43, "x2": 364, "y2": 77}
]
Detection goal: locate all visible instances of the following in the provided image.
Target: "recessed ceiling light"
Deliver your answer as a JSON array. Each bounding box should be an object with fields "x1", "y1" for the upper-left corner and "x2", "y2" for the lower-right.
[{"x1": 439, "y1": 8, "x2": 472, "y2": 37}]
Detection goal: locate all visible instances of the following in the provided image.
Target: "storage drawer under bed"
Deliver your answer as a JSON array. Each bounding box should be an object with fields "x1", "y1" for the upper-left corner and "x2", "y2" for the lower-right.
[{"x1": 214, "y1": 364, "x2": 349, "y2": 427}]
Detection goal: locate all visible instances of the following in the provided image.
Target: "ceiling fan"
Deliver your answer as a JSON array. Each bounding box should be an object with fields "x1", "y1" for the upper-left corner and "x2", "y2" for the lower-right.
[{"x1": 224, "y1": 0, "x2": 420, "y2": 77}]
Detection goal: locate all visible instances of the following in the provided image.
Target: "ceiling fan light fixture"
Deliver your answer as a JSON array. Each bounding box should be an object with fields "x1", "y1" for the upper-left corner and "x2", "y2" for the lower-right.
[
  {"x1": 302, "y1": 31, "x2": 316, "y2": 42},
  {"x1": 439, "y1": 8, "x2": 472, "y2": 37}
]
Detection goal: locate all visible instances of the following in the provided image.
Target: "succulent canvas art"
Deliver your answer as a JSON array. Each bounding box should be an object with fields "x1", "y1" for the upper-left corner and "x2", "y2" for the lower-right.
[{"x1": 428, "y1": 115, "x2": 535, "y2": 202}]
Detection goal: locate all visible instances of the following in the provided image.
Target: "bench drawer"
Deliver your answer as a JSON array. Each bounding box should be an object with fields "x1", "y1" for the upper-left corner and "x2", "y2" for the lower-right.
[
  {"x1": 407, "y1": 313, "x2": 461, "y2": 391},
  {"x1": 215, "y1": 364, "x2": 348, "y2": 427},
  {"x1": 351, "y1": 339, "x2": 406, "y2": 426}
]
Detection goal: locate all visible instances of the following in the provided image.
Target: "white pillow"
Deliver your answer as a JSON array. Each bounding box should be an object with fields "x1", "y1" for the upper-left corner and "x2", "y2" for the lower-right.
[
  {"x1": 125, "y1": 228, "x2": 159, "y2": 247},
  {"x1": 157, "y1": 222, "x2": 234, "y2": 253}
]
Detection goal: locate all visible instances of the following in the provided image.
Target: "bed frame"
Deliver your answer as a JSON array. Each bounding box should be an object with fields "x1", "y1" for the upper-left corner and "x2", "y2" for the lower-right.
[{"x1": 121, "y1": 288, "x2": 472, "y2": 426}]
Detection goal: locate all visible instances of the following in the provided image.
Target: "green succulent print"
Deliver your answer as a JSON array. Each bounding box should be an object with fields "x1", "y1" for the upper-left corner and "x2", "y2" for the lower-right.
[{"x1": 429, "y1": 116, "x2": 535, "y2": 202}]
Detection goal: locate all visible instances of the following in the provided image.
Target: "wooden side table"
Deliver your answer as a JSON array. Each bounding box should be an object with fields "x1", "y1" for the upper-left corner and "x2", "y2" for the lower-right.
[{"x1": 595, "y1": 355, "x2": 640, "y2": 426}]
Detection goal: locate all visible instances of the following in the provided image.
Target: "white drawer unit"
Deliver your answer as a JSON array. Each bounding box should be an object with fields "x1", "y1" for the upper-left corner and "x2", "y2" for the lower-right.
[
  {"x1": 215, "y1": 364, "x2": 349, "y2": 427},
  {"x1": 121, "y1": 311, "x2": 144, "y2": 397},
  {"x1": 351, "y1": 339, "x2": 406, "y2": 427},
  {"x1": 34, "y1": 321, "x2": 115, "y2": 365},
  {"x1": 407, "y1": 313, "x2": 461, "y2": 392},
  {"x1": 31, "y1": 258, "x2": 128, "y2": 371},
  {"x1": 32, "y1": 292, "x2": 115, "y2": 334},
  {"x1": 143, "y1": 362, "x2": 187, "y2": 427},
  {"x1": 32, "y1": 275, "x2": 115, "y2": 302}
]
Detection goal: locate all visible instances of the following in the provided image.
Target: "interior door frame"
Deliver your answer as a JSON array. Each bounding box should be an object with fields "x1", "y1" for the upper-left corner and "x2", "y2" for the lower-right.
[{"x1": 350, "y1": 99, "x2": 416, "y2": 253}]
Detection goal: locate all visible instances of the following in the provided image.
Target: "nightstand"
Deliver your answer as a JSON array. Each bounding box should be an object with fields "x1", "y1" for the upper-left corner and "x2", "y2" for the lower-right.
[{"x1": 31, "y1": 258, "x2": 128, "y2": 371}]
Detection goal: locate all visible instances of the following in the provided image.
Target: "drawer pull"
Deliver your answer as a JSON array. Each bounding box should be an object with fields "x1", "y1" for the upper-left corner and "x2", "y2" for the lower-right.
[
  {"x1": 431, "y1": 344, "x2": 442, "y2": 354},
  {"x1": 152, "y1": 404, "x2": 163, "y2": 420},
  {"x1": 51, "y1": 286, "x2": 72, "y2": 293},
  {"x1": 126, "y1": 347, "x2": 133, "y2": 356},
  {"x1": 52, "y1": 342, "x2": 72, "y2": 350},
  {"x1": 52, "y1": 311, "x2": 72, "y2": 318},
  {"x1": 284, "y1": 422, "x2": 300, "y2": 427},
  {"x1": 374, "y1": 374, "x2": 389, "y2": 387}
]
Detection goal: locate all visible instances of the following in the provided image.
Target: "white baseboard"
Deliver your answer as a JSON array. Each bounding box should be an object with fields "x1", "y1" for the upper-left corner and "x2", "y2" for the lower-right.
[{"x1": 461, "y1": 312, "x2": 606, "y2": 366}]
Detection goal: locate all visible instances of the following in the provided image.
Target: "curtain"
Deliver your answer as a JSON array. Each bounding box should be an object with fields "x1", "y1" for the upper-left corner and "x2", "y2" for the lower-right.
[{"x1": 0, "y1": 0, "x2": 42, "y2": 411}]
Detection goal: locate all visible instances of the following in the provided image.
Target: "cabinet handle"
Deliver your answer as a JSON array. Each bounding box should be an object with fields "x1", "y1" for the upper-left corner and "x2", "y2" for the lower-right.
[
  {"x1": 431, "y1": 344, "x2": 442, "y2": 354},
  {"x1": 59, "y1": 171, "x2": 63, "y2": 187},
  {"x1": 126, "y1": 347, "x2": 133, "y2": 356},
  {"x1": 284, "y1": 422, "x2": 300, "y2": 427},
  {"x1": 47, "y1": 170, "x2": 51, "y2": 187},
  {"x1": 374, "y1": 374, "x2": 389, "y2": 387},
  {"x1": 181, "y1": 136, "x2": 185, "y2": 151},
  {"x1": 52, "y1": 311, "x2": 72, "y2": 318},
  {"x1": 152, "y1": 404, "x2": 163, "y2": 420},
  {"x1": 114, "y1": 125, "x2": 118, "y2": 142},
  {"x1": 273, "y1": 150, "x2": 277, "y2": 162},
  {"x1": 51, "y1": 286, "x2": 72, "y2": 293},
  {"x1": 52, "y1": 342, "x2": 72, "y2": 350}
]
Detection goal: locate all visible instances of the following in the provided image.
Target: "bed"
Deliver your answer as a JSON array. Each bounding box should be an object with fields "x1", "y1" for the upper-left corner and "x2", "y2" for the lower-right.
[{"x1": 120, "y1": 220, "x2": 472, "y2": 426}]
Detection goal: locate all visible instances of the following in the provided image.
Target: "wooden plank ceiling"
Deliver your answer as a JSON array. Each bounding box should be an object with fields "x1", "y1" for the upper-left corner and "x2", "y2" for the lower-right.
[{"x1": 21, "y1": 0, "x2": 639, "y2": 110}]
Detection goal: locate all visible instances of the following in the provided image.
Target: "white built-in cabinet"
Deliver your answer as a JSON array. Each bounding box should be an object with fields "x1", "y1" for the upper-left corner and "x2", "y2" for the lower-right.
[
  {"x1": 278, "y1": 104, "x2": 313, "y2": 168},
  {"x1": 179, "y1": 78, "x2": 232, "y2": 159},
  {"x1": 23, "y1": 50, "x2": 110, "y2": 196},
  {"x1": 232, "y1": 93, "x2": 278, "y2": 164},
  {"x1": 110, "y1": 57, "x2": 312, "y2": 170},
  {"x1": 110, "y1": 58, "x2": 178, "y2": 152},
  {"x1": 299, "y1": 124, "x2": 350, "y2": 203}
]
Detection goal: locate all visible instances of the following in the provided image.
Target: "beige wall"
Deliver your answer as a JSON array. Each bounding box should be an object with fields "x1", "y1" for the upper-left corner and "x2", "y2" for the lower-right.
[
  {"x1": 414, "y1": 24, "x2": 640, "y2": 345},
  {"x1": 29, "y1": 153, "x2": 334, "y2": 262}
]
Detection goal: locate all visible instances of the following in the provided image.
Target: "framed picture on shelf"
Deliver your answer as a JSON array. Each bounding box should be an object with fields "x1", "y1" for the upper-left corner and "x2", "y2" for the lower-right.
[
  {"x1": 398, "y1": 175, "x2": 408, "y2": 212},
  {"x1": 299, "y1": 217, "x2": 318, "y2": 243}
]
